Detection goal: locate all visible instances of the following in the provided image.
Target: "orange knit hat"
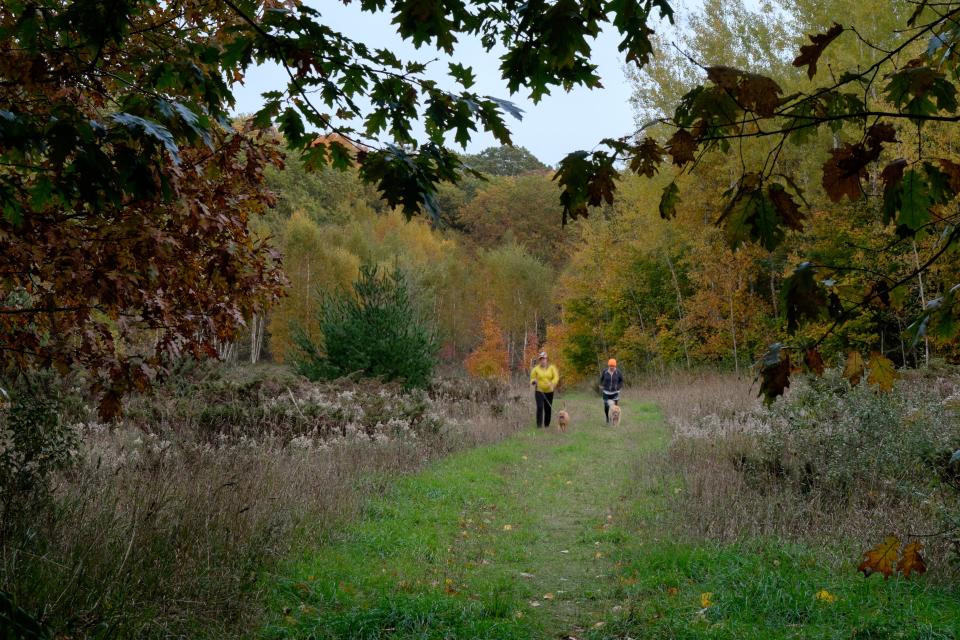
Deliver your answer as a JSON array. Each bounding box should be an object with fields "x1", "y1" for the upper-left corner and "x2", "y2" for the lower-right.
[{"x1": 608, "y1": 358, "x2": 617, "y2": 366}]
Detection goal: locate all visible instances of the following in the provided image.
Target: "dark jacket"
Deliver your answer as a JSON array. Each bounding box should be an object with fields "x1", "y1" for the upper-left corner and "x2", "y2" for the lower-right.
[{"x1": 599, "y1": 368, "x2": 623, "y2": 394}]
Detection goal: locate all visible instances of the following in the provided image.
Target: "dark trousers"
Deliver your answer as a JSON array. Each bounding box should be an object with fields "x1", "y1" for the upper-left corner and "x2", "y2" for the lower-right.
[
  {"x1": 603, "y1": 392, "x2": 620, "y2": 422},
  {"x1": 535, "y1": 391, "x2": 554, "y2": 427}
]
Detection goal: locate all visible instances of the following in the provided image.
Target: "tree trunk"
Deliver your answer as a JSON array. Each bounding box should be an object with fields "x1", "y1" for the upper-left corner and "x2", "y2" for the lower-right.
[
  {"x1": 250, "y1": 313, "x2": 265, "y2": 364},
  {"x1": 912, "y1": 240, "x2": 930, "y2": 367}
]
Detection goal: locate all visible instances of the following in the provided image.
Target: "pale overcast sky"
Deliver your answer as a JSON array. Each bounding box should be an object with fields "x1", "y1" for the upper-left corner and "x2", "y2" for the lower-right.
[{"x1": 231, "y1": 2, "x2": 684, "y2": 166}]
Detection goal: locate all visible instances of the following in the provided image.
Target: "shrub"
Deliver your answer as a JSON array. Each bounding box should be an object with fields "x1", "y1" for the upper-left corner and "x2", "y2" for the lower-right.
[
  {"x1": 292, "y1": 265, "x2": 438, "y2": 387},
  {"x1": 651, "y1": 368, "x2": 960, "y2": 570},
  {"x1": 0, "y1": 379, "x2": 78, "y2": 530}
]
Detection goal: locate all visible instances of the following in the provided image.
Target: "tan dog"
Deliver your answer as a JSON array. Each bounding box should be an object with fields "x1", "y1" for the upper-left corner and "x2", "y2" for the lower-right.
[
  {"x1": 557, "y1": 409, "x2": 570, "y2": 433},
  {"x1": 609, "y1": 404, "x2": 621, "y2": 427}
]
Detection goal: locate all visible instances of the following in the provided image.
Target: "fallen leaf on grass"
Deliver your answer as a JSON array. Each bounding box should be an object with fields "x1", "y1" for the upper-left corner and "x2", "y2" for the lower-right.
[
  {"x1": 593, "y1": 621, "x2": 606, "y2": 629},
  {"x1": 814, "y1": 589, "x2": 837, "y2": 603},
  {"x1": 560, "y1": 549, "x2": 570, "y2": 554},
  {"x1": 858, "y1": 535, "x2": 899, "y2": 578},
  {"x1": 595, "y1": 551, "x2": 604, "y2": 559},
  {"x1": 529, "y1": 600, "x2": 542, "y2": 607},
  {"x1": 543, "y1": 592, "x2": 555, "y2": 600},
  {"x1": 666, "y1": 587, "x2": 679, "y2": 596},
  {"x1": 503, "y1": 524, "x2": 513, "y2": 531},
  {"x1": 519, "y1": 572, "x2": 535, "y2": 578},
  {"x1": 700, "y1": 592, "x2": 713, "y2": 608},
  {"x1": 896, "y1": 541, "x2": 927, "y2": 577}
]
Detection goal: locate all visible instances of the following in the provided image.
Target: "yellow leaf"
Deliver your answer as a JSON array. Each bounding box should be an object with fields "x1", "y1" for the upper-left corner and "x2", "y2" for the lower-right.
[
  {"x1": 844, "y1": 350, "x2": 865, "y2": 386},
  {"x1": 814, "y1": 589, "x2": 837, "y2": 603},
  {"x1": 700, "y1": 592, "x2": 713, "y2": 608},
  {"x1": 867, "y1": 352, "x2": 897, "y2": 392},
  {"x1": 503, "y1": 524, "x2": 512, "y2": 531},
  {"x1": 543, "y1": 592, "x2": 555, "y2": 600}
]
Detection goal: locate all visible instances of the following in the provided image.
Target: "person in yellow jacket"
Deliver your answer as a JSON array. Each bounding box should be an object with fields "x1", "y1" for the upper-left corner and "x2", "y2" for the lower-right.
[{"x1": 530, "y1": 351, "x2": 559, "y2": 428}]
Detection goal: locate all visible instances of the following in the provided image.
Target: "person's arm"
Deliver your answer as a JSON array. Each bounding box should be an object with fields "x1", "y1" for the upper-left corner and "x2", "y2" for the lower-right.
[
  {"x1": 617, "y1": 370, "x2": 624, "y2": 390},
  {"x1": 530, "y1": 368, "x2": 537, "y2": 387}
]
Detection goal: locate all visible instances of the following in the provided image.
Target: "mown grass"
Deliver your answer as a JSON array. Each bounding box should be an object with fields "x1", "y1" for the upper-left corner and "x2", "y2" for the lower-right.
[{"x1": 264, "y1": 389, "x2": 960, "y2": 640}]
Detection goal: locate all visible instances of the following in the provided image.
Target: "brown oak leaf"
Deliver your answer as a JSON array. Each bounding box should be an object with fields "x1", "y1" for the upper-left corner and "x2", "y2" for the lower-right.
[
  {"x1": 896, "y1": 541, "x2": 927, "y2": 578},
  {"x1": 767, "y1": 183, "x2": 805, "y2": 230},
  {"x1": 666, "y1": 129, "x2": 696, "y2": 166},
  {"x1": 630, "y1": 137, "x2": 664, "y2": 177},
  {"x1": 793, "y1": 23, "x2": 844, "y2": 79},
  {"x1": 822, "y1": 144, "x2": 871, "y2": 202},
  {"x1": 858, "y1": 535, "x2": 900, "y2": 578}
]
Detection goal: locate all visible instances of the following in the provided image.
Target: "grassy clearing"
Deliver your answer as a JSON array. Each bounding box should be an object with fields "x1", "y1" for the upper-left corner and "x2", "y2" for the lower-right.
[{"x1": 265, "y1": 388, "x2": 960, "y2": 639}]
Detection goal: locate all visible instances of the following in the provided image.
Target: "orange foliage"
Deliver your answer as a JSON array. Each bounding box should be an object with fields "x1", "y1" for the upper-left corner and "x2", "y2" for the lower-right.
[
  {"x1": 858, "y1": 535, "x2": 927, "y2": 579},
  {"x1": 465, "y1": 309, "x2": 510, "y2": 381},
  {"x1": 543, "y1": 322, "x2": 585, "y2": 385}
]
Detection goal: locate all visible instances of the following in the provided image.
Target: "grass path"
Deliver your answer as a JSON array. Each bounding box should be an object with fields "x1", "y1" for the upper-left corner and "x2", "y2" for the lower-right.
[{"x1": 263, "y1": 392, "x2": 960, "y2": 640}]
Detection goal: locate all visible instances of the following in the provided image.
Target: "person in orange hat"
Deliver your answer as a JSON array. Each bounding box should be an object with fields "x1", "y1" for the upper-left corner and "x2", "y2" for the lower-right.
[{"x1": 599, "y1": 358, "x2": 623, "y2": 424}]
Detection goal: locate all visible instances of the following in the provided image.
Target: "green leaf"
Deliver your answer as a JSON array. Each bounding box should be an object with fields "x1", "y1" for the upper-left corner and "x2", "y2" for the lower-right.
[
  {"x1": 867, "y1": 352, "x2": 897, "y2": 392},
  {"x1": 110, "y1": 112, "x2": 180, "y2": 162},
  {"x1": 277, "y1": 107, "x2": 306, "y2": 146},
  {"x1": 659, "y1": 181, "x2": 680, "y2": 219},
  {"x1": 781, "y1": 262, "x2": 827, "y2": 332},
  {"x1": 898, "y1": 169, "x2": 932, "y2": 231},
  {"x1": 448, "y1": 62, "x2": 476, "y2": 89}
]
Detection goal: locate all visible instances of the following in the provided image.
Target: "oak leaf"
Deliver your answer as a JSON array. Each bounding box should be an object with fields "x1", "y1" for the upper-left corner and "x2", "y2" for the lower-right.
[
  {"x1": 630, "y1": 137, "x2": 664, "y2": 177},
  {"x1": 822, "y1": 144, "x2": 872, "y2": 202},
  {"x1": 896, "y1": 541, "x2": 927, "y2": 578},
  {"x1": 793, "y1": 23, "x2": 844, "y2": 79},
  {"x1": 666, "y1": 129, "x2": 696, "y2": 166},
  {"x1": 858, "y1": 535, "x2": 900, "y2": 578},
  {"x1": 767, "y1": 183, "x2": 805, "y2": 231}
]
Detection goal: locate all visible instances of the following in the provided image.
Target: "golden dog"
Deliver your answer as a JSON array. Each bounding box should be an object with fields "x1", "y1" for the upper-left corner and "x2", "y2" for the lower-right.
[
  {"x1": 609, "y1": 404, "x2": 621, "y2": 427},
  {"x1": 557, "y1": 409, "x2": 570, "y2": 433}
]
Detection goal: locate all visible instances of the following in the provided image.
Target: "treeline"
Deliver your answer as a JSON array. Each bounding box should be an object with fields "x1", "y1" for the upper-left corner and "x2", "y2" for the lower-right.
[
  {"x1": 550, "y1": 0, "x2": 960, "y2": 380},
  {"x1": 242, "y1": 0, "x2": 960, "y2": 384},
  {"x1": 235, "y1": 144, "x2": 570, "y2": 377}
]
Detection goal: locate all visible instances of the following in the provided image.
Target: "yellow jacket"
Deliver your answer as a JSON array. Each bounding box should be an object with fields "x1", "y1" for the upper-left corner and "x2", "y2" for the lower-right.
[{"x1": 530, "y1": 364, "x2": 559, "y2": 393}]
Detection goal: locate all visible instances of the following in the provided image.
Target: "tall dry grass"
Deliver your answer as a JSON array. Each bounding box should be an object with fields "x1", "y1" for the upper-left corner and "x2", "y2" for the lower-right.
[
  {"x1": 631, "y1": 369, "x2": 960, "y2": 576},
  {"x1": 0, "y1": 365, "x2": 529, "y2": 638}
]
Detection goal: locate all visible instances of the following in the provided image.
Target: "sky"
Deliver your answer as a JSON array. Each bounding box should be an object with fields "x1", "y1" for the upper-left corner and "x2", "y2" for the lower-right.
[{"x1": 230, "y1": 3, "x2": 683, "y2": 167}]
